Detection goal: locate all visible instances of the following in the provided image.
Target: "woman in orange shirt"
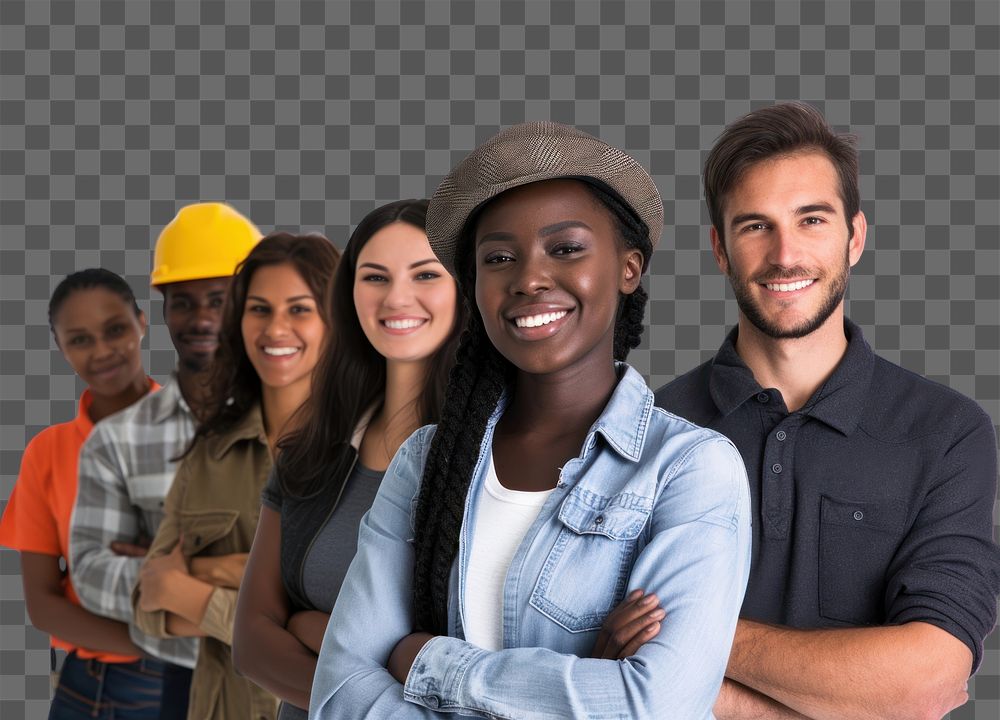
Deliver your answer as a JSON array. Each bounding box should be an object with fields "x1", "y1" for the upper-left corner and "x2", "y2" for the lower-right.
[{"x1": 0, "y1": 269, "x2": 162, "y2": 719}]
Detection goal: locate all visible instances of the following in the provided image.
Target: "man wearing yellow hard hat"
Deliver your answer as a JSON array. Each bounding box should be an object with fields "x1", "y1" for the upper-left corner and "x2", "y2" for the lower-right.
[
  {"x1": 69, "y1": 203, "x2": 261, "y2": 719},
  {"x1": 150, "y1": 202, "x2": 264, "y2": 412}
]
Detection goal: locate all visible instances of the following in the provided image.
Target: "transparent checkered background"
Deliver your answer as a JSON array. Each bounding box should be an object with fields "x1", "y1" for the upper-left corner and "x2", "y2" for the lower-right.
[{"x1": 1, "y1": 1, "x2": 997, "y2": 717}]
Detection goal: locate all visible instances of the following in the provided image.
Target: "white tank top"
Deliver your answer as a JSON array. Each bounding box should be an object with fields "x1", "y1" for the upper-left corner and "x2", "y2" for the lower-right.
[{"x1": 463, "y1": 454, "x2": 554, "y2": 651}]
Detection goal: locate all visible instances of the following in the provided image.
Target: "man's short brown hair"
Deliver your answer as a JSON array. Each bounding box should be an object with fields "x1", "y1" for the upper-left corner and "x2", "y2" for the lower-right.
[{"x1": 704, "y1": 102, "x2": 860, "y2": 242}]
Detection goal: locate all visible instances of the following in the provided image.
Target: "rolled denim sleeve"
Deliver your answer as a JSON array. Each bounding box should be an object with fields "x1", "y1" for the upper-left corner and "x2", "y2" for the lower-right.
[
  {"x1": 403, "y1": 436, "x2": 751, "y2": 719},
  {"x1": 310, "y1": 427, "x2": 443, "y2": 719},
  {"x1": 312, "y1": 426, "x2": 751, "y2": 719},
  {"x1": 70, "y1": 425, "x2": 145, "y2": 621}
]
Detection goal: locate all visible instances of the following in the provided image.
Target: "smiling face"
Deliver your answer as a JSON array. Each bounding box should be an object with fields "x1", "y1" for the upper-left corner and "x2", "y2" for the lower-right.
[
  {"x1": 160, "y1": 276, "x2": 230, "y2": 372},
  {"x1": 473, "y1": 179, "x2": 643, "y2": 378},
  {"x1": 52, "y1": 287, "x2": 148, "y2": 398},
  {"x1": 712, "y1": 151, "x2": 866, "y2": 340},
  {"x1": 241, "y1": 263, "x2": 326, "y2": 392},
  {"x1": 353, "y1": 222, "x2": 458, "y2": 365}
]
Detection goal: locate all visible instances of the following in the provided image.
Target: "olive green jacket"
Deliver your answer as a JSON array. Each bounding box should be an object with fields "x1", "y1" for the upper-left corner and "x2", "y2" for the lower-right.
[{"x1": 133, "y1": 405, "x2": 277, "y2": 720}]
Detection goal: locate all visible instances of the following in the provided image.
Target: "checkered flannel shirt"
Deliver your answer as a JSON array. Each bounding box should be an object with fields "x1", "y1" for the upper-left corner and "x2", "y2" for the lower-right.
[{"x1": 69, "y1": 375, "x2": 199, "y2": 668}]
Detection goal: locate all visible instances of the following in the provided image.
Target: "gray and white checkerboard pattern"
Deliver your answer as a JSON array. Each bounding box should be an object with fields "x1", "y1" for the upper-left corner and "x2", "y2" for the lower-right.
[{"x1": 1, "y1": 1, "x2": 997, "y2": 717}]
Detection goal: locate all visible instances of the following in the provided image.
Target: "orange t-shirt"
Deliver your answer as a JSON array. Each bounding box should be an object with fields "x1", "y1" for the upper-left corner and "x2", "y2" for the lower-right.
[{"x1": 0, "y1": 380, "x2": 160, "y2": 663}]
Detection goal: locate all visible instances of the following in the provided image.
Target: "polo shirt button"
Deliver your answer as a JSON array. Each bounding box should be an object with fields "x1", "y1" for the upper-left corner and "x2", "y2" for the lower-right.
[
  {"x1": 757, "y1": 392, "x2": 769, "y2": 403},
  {"x1": 853, "y1": 510, "x2": 864, "y2": 520},
  {"x1": 776, "y1": 430, "x2": 787, "y2": 441},
  {"x1": 771, "y1": 463, "x2": 782, "y2": 474}
]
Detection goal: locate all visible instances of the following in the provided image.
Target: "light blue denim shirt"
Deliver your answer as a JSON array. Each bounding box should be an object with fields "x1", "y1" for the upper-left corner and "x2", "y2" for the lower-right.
[{"x1": 310, "y1": 365, "x2": 751, "y2": 719}]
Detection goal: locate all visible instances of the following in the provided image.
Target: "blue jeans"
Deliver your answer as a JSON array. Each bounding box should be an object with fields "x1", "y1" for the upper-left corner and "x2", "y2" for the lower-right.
[
  {"x1": 49, "y1": 652, "x2": 165, "y2": 720},
  {"x1": 157, "y1": 662, "x2": 192, "y2": 720}
]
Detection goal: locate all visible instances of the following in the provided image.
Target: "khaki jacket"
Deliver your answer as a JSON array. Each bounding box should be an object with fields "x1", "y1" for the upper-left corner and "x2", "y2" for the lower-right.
[{"x1": 133, "y1": 405, "x2": 277, "y2": 720}]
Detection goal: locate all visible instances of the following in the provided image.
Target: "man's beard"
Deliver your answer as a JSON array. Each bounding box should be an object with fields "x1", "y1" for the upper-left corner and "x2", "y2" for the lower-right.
[
  {"x1": 726, "y1": 252, "x2": 850, "y2": 340},
  {"x1": 179, "y1": 352, "x2": 214, "y2": 374}
]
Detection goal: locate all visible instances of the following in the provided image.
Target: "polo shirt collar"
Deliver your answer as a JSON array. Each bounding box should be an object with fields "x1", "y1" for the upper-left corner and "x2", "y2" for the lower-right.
[
  {"x1": 709, "y1": 318, "x2": 875, "y2": 436},
  {"x1": 708, "y1": 332, "x2": 763, "y2": 417},
  {"x1": 800, "y1": 319, "x2": 874, "y2": 435},
  {"x1": 208, "y1": 402, "x2": 267, "y2": 460}
]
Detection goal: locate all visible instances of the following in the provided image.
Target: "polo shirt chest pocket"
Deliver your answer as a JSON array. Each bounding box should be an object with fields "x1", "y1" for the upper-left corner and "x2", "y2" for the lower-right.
[
  {"x1": 530, "y1": 490, "x2": 651, "y2": 633},
  {"x1": 179, "y1": 509, "x2": 240, "y2": 556},
  {"x1": 818, "y1": 495, "x2": 907, "y2": 625}
]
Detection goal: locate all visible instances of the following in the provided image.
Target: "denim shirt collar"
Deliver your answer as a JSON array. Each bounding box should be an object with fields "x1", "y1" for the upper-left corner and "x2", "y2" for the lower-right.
[
  {"x1": 709, "y1": 318, "x2": 875, "y2": 436},
  {"x1": 486, "y1": 363, "x2": 653, "y2": 463},
  {"x1": 588, "y1": 363, "x2": 654, "y2": 462}
]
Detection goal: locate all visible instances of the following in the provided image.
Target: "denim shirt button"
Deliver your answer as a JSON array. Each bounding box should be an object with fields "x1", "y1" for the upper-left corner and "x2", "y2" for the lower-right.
[
  {"x1": 853, "y1": 510, "x2": 864, "y2": 521},
  {"x1": 425, "y1": 696, "x2": 440, "y2": 709},
  {"x1": 594, "y1": 515, "x2": 605, "y2": 525},
  {"x1": 771, "y1": 463, "x2": 782, "y2": 474},
  {"x1": 757, "y1": 392, "x2": 769, "y2": 403},
  {"x1": 775, "y1": 430, "x2": 787, "y2": 441}
]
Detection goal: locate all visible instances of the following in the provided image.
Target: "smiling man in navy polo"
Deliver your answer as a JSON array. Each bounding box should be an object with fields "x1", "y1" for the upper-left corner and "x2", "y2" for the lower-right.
[{"x1": 655, "y1": 102, "x2": 1000, "y2": 719}]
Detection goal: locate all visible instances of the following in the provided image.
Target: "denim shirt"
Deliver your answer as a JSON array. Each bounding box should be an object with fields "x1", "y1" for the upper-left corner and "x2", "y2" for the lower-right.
[{"x1": 310, "y1": 365, "x2": 752, "y2": 719}]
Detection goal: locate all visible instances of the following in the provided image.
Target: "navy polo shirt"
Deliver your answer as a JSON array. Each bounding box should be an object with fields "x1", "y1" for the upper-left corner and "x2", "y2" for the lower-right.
[{"x1": 655, "y1": 319, "x2": 1000, "y2": 670}]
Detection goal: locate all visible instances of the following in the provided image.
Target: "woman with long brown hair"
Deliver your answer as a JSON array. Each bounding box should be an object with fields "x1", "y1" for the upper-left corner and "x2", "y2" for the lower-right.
[
  {"x1": 131, "y1": 233, "x2": 339, "y2": 720},
  {"x1": 232, "y1": 200, "x2": 466, "y2": 719}
]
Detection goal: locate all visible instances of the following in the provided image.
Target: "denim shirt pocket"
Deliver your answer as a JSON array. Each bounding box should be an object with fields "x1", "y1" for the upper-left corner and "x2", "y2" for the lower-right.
[
  {"x1": 529, "y1": 488, "x2": 651, "y2": 633},
  {"x1": 178, "y1": 509, "x2": 240, "y2": 556}
]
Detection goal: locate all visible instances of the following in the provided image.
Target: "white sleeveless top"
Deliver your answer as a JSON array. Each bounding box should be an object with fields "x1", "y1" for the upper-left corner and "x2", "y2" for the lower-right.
[{"x1": 463, "y1": 454, "x2": 554, "y2": 651}]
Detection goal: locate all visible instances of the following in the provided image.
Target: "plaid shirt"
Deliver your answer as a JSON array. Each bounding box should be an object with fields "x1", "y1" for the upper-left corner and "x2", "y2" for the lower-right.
[{"x1": 69, "y1": 375, "x2": 199, "y2": 668}]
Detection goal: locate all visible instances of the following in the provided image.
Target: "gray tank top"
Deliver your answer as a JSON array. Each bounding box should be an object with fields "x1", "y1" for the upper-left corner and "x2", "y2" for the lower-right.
[
  {"x1": 301, "y1": 462, "x2": 385, "y2": 610},
  {"x1": 277, "y1": 462, "x2": 385, "y2": 720}
]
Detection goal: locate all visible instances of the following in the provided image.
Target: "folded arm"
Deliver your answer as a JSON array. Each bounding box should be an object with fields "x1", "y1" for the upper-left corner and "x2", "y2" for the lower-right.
[
  {"x1": 21, "y1": 551, "x2": 142, "y2": 657},
  {"x1": 724, "y1": 408, "x2": 998, "y2": 720},
  {"x1": 715, "y1": 679, "x2": 811, "y2": 720},
  {"x1": 310, "y1": 429, "x2": 443, "y2": 719},
  {"x1": 130, "y1": 462, "x2": 238, "y2": 644},
  {"x1": 135, "y1": 557, "x2": 237, "y2": 643},
  {"x1": 312, "y1": 431, "x2": 752, "y2": 719},
  {"x1": 69, "y1": 429, "x2": 145, "y2": 621},
  {"x1": 135, "y1": 540, "x2": 216, "y2": 639},
  {"x1": 232, "y1": 506, "x2": 320, "y2": 712},
  {"x1": 726, "y1": 620, "x2": 970, "y2": 720}
]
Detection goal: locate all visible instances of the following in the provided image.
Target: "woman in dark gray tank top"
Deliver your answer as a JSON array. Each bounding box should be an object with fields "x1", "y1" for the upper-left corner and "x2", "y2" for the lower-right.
[{"x1": 231, "y1": 200, "x2": 466, "y2": 719}]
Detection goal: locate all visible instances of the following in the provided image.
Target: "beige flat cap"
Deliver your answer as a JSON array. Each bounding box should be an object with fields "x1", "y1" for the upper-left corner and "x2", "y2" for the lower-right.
[{"x1": 426, "y1": 121, "x2": 663, "y2": 276}]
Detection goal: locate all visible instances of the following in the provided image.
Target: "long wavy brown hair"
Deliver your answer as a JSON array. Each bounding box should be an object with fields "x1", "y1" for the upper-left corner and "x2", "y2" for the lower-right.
[
  {"x1": 185, "y1": 232, "x2": 341, "y2": 452},
  {"x1": 277, "y1": 199, "x2": 467, "y2": 499}
]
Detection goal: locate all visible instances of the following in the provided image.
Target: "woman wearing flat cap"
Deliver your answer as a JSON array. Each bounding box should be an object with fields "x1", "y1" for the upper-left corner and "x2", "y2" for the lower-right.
[{"x1": 309, "y1": 122, "x2": 752, "y2": 719}]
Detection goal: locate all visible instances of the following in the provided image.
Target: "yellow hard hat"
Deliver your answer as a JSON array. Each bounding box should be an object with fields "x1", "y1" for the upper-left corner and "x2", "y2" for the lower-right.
[{"x1": 151, "y1": 202, "x2": 262, "y2": 286}]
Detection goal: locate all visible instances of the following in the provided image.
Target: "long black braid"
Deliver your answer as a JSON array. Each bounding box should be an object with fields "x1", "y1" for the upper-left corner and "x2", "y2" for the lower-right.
[
  {"x1": 593, "y1": 182, "x2": 653, "y2": 361},
  {"x1": 412, "y1": 181, "x2": 654, "y2": 634}
]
